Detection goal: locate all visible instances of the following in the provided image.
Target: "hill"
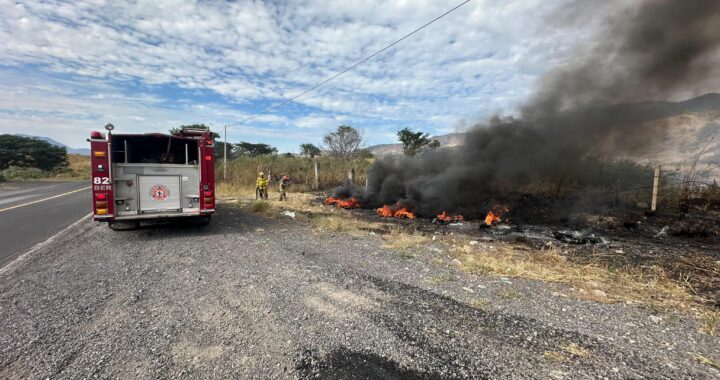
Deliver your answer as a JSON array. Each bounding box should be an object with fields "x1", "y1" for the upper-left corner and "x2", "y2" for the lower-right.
[
  {"x1": 368, "y1": 132, "x2": 464, "y2": 157},
  {"x1": 15, "y1": 134, "x2": 90, "y2": 155},
  {"x1": 368, "y1": 94, "x2": 720, "y2": 177}
]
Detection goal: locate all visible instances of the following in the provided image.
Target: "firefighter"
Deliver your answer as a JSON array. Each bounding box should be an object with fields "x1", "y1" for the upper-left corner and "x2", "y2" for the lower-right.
[
  {"x1": 256, "y1": 172, "x2": 268, "y2": 200},
  {"x1": 279, "y1": 175, "x2": 289, "y2": 201}
]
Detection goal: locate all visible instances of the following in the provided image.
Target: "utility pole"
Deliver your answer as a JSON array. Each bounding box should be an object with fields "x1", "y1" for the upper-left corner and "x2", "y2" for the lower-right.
[
  {"x1": 314, "y1": 161, "x2": 320, "y2": 190},
  {"x1": 223, "y1": 125, "x2": 227, "y2": 181},
  {"x1": 650, "y1": 165, "x2": 660, "y2": 213}
]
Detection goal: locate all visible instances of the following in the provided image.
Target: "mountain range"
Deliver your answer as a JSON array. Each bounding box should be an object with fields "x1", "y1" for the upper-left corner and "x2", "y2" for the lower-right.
[
  {"x1": 15, "y1": 134, "x2": 90, "y2": 156},
  {"x1": 367, "y1": 93, "x2": 720, "y2": 173}
]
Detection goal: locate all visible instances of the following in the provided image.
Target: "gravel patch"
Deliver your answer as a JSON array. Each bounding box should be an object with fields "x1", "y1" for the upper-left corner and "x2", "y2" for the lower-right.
[{"x1": 0, "y1": 204, "x2": 718, "y2": 379}]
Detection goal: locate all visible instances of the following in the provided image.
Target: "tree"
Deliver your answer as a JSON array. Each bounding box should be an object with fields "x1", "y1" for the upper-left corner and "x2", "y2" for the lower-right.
[
  {"x1": 397, "y1": 128, "x2": 440, "y2": 156},
  {"x1": 323, "y1": 125, "x2": 363, "y2": 161},
  {"x1": 0, "y1": 134, "x2": 68, "y2": 171},
  {"x1": 214, "y1": 141, "x2": 238, "y2": 160},
  {"x1": 236, "y1": 141, "x2": 277, "y2": 156},
  {"x1": 299, "y1": 143, "x2": 321, "y2": 158},
  {"x1": 356, "y1": 148, "x2": 374, "y2": 159}
]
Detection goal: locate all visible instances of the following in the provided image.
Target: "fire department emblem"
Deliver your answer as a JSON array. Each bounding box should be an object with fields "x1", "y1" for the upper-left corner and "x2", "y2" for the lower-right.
[{"x1": 149, "y1": 184, "x2": 170, "y2": 202}]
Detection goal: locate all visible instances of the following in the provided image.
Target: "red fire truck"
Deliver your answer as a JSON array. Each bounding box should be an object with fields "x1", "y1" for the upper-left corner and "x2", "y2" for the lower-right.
[{"x1": 89, "y1": 124, "x2": 215, "y2": 229}]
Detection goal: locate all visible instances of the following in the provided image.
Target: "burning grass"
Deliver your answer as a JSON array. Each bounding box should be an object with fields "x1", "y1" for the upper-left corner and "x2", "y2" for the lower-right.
[
  {"x1": 376, "y1": 204, "x2": 416, "y2": 219},
  {"x1": 221, "y1": 187, "x2": 714, "y2": 317},
  {"x1": 326, "y1": 196, "x2": 360, "y2": 209},
  {"x1": 434, "y1": 211, "x2": 464, "y2": 224}
]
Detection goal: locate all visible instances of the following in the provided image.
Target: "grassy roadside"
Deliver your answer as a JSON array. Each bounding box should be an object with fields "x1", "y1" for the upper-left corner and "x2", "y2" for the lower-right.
[
  {"x1": 218, "y1": 187, "x2": 716, "y2": 329},
  {"x1": 1, "y1": 154, "x2": 90, "y2": 181}
]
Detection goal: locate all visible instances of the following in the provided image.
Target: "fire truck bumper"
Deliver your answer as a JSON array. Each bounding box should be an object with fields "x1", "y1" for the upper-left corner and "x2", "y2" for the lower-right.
[{"x1": 95, "y1": 210, "x2": 215, "y2": 222}]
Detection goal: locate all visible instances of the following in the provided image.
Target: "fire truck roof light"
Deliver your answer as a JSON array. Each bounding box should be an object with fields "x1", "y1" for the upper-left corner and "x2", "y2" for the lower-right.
[{"x1": 90, "y1": 131, "x2": 103, "y2": 139}]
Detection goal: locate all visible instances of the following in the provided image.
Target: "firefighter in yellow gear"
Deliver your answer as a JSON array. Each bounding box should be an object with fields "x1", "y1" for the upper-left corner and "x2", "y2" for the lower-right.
[
  {"x1": 256, "y1": 172, "x2": 268, "y2": 200},
  {"x1": 279, "y1": 175, "x2": 289, "y2": 201}
]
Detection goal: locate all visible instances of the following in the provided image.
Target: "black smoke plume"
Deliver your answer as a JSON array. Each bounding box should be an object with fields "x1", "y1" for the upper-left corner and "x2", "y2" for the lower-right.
[{"x1": 341, "y1": 0, "x2": 720, "y2": 217}]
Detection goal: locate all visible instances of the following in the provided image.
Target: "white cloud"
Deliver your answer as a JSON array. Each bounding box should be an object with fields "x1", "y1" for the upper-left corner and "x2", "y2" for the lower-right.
[{"x1": 0, "y1": 0, "x2": 601, "y2": 151}]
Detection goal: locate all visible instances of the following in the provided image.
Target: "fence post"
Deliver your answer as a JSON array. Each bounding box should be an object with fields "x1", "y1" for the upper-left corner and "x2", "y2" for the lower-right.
[
  {"x1": 348, "y1": 168, "x2": 355, "y2": 184},
  {"x1": 314, "y1": 161, "x2": 320, "y2": 190},
  {"x1": 650, "y1": 165, "x2": 660, "y2": 212}
]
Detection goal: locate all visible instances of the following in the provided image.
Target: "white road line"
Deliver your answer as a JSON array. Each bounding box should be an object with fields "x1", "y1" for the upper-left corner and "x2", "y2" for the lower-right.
[
  {"x1": 0, "y1": 213, "x2": 92, "y2": 274},
  {"x1": 0, "y1": 186, "x2": 90, "y2": 213}
]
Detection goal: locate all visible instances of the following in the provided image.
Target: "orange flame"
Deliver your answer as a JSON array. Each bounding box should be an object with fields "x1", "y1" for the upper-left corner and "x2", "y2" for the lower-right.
[
  {"x1": 325, "y1": 196, "x2": 360, "y2": 209},
  {"x1": 436, "y1": 211, "x2": 464, "y2": 223},
  {"x1": 484, "y1": 206, "x2": 508, "y2": 226},
  {"x1": 484, "y1": 211, "x2": 501, "y2": 225},
  {"x1": 377, "y1": 205, "x2": 394, "y2": 217},
  {"x1": 376, "y1": 204, "x2": 416, "y2": 219},
  {"x1": 393, "y1": 207, "x2": 416, "y2": 219}
]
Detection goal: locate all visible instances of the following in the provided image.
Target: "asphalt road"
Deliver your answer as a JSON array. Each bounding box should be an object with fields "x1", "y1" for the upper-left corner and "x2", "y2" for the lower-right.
[
  {"x1": 0, "y1": 181, "x2": 90, "y2": 268},
  {"x1": 0, "y1": 204, "x2": 717, "y2": 379}
]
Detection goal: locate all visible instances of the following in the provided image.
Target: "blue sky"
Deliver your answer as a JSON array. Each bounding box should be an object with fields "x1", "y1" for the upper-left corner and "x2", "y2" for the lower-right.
[{"x1": 0, "y1": 0, "x2": 602, "y2": 152}]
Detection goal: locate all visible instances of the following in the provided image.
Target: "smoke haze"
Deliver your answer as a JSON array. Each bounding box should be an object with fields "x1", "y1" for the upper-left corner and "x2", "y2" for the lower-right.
[{"x1": 345, "y1": 0, "x2": 720, "y2": 217}]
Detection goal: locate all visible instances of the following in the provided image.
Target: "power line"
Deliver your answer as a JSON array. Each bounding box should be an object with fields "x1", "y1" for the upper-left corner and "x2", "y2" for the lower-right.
[{"x1": 226, "y1": 0, "x2": 471, "y2": 128}]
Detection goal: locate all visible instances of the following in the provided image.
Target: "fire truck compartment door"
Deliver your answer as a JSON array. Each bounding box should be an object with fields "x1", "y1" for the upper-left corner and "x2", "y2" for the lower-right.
[{"x1": 138, "y1": 175, "x2": 182, "y2": 212}]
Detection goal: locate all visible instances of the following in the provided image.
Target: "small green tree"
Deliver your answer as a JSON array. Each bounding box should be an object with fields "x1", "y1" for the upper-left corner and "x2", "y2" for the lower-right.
[
  {"x1": 236, "y1": 141, "x2": 278, "y2": 156},
  {"x1": 300, "y1": 143, "x2": 321, "y2": 158},
  {"x1": 323, "y1": 125, "x2": 363, "y2": 161},
  {"x1": 397, "y1": 128, "x2": 439, "y2": 156}
]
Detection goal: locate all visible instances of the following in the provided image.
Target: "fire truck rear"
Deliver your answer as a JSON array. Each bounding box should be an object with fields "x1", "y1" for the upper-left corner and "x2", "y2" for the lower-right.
[{"x1": 89, "y1": 124, "x2": 215, "y2": 229}]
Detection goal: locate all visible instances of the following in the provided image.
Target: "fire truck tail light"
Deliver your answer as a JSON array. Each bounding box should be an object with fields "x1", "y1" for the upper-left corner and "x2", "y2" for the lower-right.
[
  {"x1": 204, "y1": 197, "x2": 214, "y2": 204},
  {"x1": 93, "y1": 151, "x2": 106, "y2": 157},
  {"x1": 96, "y1": 193, "x2": 107, "y2": 200},
  {"x1": 203, "y1": 190, "x2": 213, "y2": 197},
  {"x1": 205, "y1": 155, "x2": 212, "y2": 161},
  {"x1": 96, "y1": 208, "x2": 108, "y2": 215},
  {"x1": 95, "y1": 201, "x2": 108, "y2": 208}
]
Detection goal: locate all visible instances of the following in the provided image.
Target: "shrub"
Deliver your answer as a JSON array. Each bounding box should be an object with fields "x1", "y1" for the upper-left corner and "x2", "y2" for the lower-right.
[
  {"x1": 220, "y1": 155, "x2": 370, "y2": 193},
  {"x1": 1, "y1": 166, "x2": 47, "y2": 180},
  {"x1": 250, "y1": 200, "x2": 270, "y2": 213}
]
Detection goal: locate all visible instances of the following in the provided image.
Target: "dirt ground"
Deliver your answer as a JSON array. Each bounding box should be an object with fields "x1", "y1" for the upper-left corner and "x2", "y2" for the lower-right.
[{"x1": 0, "y1": 199, "x2": 718, "y2": 379}]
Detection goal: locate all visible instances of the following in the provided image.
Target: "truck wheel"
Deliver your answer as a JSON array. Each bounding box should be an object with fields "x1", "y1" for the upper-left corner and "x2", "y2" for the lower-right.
[{"x1": 109, "y1": 221, "x2": 140, "y2": 231}]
